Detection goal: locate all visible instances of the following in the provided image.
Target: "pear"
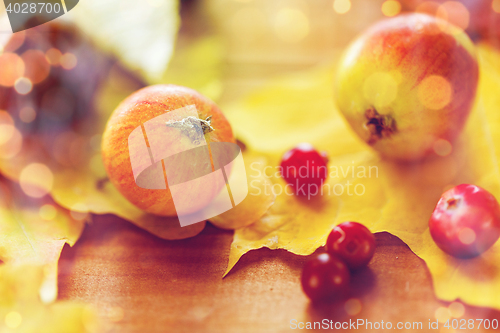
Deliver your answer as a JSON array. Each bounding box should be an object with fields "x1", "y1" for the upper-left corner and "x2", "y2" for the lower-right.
[{"x1": 335, "y1": 13, "x2": 479, "y2": 161}]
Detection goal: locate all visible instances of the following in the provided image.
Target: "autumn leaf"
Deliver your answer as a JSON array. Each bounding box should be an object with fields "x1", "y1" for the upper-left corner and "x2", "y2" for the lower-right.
[
  {"x1": 50, "y1": 164, "x2": 206, "y2": 240},
  {"x1": 0, "y1": 179, "x2": 85, "y2": 304},
  {"x1": 64, "y1": 0, "x2": 180, "y2": 83},
  {"x1": 0, "y1": 264, "x2": 98, "y2": 333},
  {"x1": 222, "y1": 44, "x2": 500, "y2": 311},
  {"x1": 209, "y1": 151, "x2": 275, "y2": 230}
]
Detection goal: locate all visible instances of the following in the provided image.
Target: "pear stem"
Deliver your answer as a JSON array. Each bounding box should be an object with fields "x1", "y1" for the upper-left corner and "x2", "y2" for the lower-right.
[{"x1": 165, "y1": 116, "x2": 214, "y2": 145}]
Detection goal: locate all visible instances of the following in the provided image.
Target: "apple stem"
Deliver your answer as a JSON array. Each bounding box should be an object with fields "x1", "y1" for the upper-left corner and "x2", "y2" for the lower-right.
[
  {"x1": 166, "y1": 116, "x2": 214, "y2": 145},
  {"x1": 364, "y1": 107, "x2": 396, "y2": 145},
  {"x1": 446, "y1": 197, "x2": 461, "y2": 209}
]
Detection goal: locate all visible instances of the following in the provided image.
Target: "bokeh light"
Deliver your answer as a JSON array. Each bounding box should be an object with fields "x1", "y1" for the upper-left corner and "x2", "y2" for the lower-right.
[
  {"x1": 493, "y1": 0, "x2": 500, "y2": 13},
  {"x1": 436, "y1": 1, "x2": 470, "y2": 31},
  {"x1": 61, "y1": 53, "x2": 78, "y2": 70},
  {"x1": 435, "y1": 306, "x2": 451, "y2": 323},
  {"x1": 448, "y1": 302, "x2": 465, "y2": 318},
  {"x1": 39, "y1": 204, "x2": 58, "y2": 220},
  {"x1": 274, "y1": 8, "x2": 310, "y2": 43},
  {"x1": 344, "y1": 298, "x2": 362, "y2": 316},
  {"x1": 0, "y1": 127, "x2": 22, "y2": 159},
  {"x1": 433, "y1": 139, "x2": 452, "y2": 157},
  {"x1": 22, "y1": 50, "x2": 51, "y2": 84},
  {"x1": 381, "y1": 0, "x2": 401, "y2": 17},
  {"x1": 458, "y1": 227, "x2": 476, "y2": 245},
  {"x1": 19, "y1": 163, "x2": 54, "y2": 198},
  {"x1": 0, "y1": 53, "x2": 25, "y2": 87},
  {"x1": 14, "y1": 77, "x2": 33, "y2": 95},
  {"x1": 19, "y1": 106, "x2": 36, "y2": 123},
  {"x1": 0, "y1": 111, "x2": 15, "y2": 146},
  {"x1": 45, "y1": 48, "x2": 62, "y2": 66},
  {"x1": 333, "y1": 0, "x2": 351, "y2": 14},
  {"x1": 5, "y1": 311, "x2": 22, "y2": 329},
  {"x1": 363, "y1": 72, "x2": 399, "y2": 109},
  {"x1": 418, "y1": 75, "x2": 452, "y2": 110}
]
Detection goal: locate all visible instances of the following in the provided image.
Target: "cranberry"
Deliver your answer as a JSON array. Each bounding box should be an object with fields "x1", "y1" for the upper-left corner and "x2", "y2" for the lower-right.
[
  {"x1": 301, "y1": 253, "x2": 350, "y2": 302},
  {"x1": 326, "y1": 222, "x2": 376, "y2": 270},
  {"x1": 280, "y1": 143, "x2": 328, "y2": 196},
  {"x1": 429, "y1": 184, "x2": 500, "y2": 258}
]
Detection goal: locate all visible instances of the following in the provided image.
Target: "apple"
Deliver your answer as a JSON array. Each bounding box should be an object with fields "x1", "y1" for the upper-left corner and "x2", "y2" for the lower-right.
[
  {"x1": 335, "y1": 13, "x2": 479, "y2": 161},
  {"x1": 102, "y1": 85, "x2": 235, "y2": 216}
]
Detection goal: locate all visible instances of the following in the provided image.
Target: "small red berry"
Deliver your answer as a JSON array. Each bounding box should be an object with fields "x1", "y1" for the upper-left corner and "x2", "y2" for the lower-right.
[
  {"x1": 301, "y1": 253, "x2": 350, "y2": 302},
  {"x1": 326, "y1": 222, "x2": 376, "y2": 270},
  {"x1": 429, "y1": 184, "x2": 500, "y2": 258},
  {"x1": 280, "y1": 143, "x2": 328, "y2": 196}
]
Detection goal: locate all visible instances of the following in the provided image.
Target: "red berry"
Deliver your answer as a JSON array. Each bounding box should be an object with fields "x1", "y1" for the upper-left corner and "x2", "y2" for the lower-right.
[
  {"x1": 326, "y1": 222, "x2": 376, "y2": 270},
  {"x1": 429, "y1": 184, "x2": 500, "y2": 259},
  {"x1": 280, "y1": 143, "x2": 328, "y2": 196},
  {"x1": 301, "y1": 253, "x2": 350, "y2": 302}
]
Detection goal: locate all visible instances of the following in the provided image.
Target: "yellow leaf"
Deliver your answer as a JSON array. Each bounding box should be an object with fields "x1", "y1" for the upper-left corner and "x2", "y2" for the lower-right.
[
  {"x1": 51, "y1": 167, "x2": 206, "y2": 240},
  {"x1": 223, "y1": 44, "x2": 500, "y2": 310},
  {"x1": 0, "y1": 264, "x2": 99, "y2": 333},
  {"x1": 0, "y1": 180, "x2": 85, "y2": 304},
  {"x1": 209, "y1": 151, "x2": 275, "y2": 230}
]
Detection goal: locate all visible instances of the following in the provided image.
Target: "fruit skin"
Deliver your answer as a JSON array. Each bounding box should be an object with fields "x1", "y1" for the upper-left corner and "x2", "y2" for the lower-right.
[
  {"x1": 280, "y1": 143, "x2": 328, "y2": 196},
  {"x1": 326, "y1": 222, "x2": 376, "y2": 270},
  {"x1": 335, "y1": 13, "x2": 479, "y2": 161},
  {"x1": 301, "y1": 253, "x2": 350, "y2": 302},
  {"x1": 429, "y1": 184, "x2": 500, "y2": 258},
  {"x1": 102, "y1": 85, "x2": 235, "y2": 216}
]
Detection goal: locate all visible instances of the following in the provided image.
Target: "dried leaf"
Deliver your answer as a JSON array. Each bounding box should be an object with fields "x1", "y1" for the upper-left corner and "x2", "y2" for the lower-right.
[
  {"x1": 209, "y1": 151, "x2": 275, "y2": 230},
  {"x1": 0, "y1": 264, "x2": 98, "y2": 333},
  {"x1": 223, "y1": 45, "x2": 500, "y2": 310},
  {"x1": 51, "y1": 167, "x2": 206, "y2": 240},
  {"x1": 0, "y1": 179, "x2": 85, "y2": 304}
]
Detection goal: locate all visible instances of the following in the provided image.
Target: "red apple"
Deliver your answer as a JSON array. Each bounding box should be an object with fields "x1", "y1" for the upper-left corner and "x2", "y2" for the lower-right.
[{"x1": 102, "y1": 85, "x2": 235, "y2": 216}]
